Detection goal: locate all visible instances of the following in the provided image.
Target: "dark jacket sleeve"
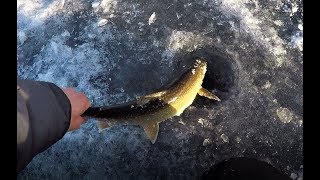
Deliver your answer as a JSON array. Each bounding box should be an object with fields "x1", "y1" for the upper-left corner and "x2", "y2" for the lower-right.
[{"x1": 17, "y1": 79, "x2": 71, "y2": 173}]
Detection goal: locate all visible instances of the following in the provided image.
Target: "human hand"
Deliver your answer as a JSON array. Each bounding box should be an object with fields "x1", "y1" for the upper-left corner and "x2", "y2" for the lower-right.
[{"x1": 62, "y1": 88, "x2": 91, "y2": 131}]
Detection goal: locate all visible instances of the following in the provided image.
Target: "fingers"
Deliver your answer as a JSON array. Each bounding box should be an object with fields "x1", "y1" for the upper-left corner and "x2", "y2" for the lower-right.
[
  {"x1": 71, "y1": 92, "x2": 90, "y2": 115},
  {"x1": 62, "y1": 87, "x2": 91, "y2": 131},
  {"x1": 77, "y1": 93, "x2": 91, "y2": 115},
  {"x1": 68, "y1": 116, "x2": 85, "y2": 131},
  {"x1": 63, "y1": 88, "x2": 91, "y2": 115}
]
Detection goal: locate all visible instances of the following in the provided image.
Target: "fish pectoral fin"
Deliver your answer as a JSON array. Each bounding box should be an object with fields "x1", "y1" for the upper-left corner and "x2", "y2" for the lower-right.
[
  {"x1": 142, "y1": 121, "x2": 159, "y2": 144},
  {"x1": 97, "y1": 121, "x2": 110, "y2": 133},
  {"x1": 198, "y1": 87, "x2": 221, "y2": 101}
]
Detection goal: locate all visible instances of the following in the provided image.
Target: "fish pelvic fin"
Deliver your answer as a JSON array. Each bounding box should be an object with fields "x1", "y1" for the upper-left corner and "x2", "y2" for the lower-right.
[
  {"x1": 142, "y1": 121, "x2": 159, "y2": 144},
  {"x1": 198, "y1": 87, "x2": 221, "y2": 101},
  {"x1": 97, "y1": 121, "x2": 110, "y2": 133}
]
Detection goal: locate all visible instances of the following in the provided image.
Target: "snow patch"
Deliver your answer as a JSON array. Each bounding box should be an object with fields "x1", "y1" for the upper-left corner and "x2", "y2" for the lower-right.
[{"x1": 276, "y1": 107, "x2": 293, "y2": 123}]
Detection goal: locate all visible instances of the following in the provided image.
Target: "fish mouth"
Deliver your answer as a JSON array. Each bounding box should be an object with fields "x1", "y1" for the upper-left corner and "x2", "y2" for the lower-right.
[{"x1": 194, "y1": 58, "x2": 207, "y2": 68}]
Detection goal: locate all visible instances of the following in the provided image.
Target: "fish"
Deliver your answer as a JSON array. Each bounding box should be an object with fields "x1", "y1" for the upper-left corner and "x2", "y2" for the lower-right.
[{"x1": 82, "y1": 59, "x2": 220, "y2": 143}]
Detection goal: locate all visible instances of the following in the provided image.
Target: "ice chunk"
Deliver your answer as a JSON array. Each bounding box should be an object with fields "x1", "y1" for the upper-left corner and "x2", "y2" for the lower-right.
[
  {"x1": 290, "y1": 173, "x2": 297, "y2": 179},
  {"x1": 92, "y1": 1, "x2": 100, "y2": 8},
  {"x1": 277, "y1": 107, "x2": 293, "y2": 123},
  {"x1": 148, "y1": 12, "x2": 156, "y2": 25},
  {"x1": 203, "y1": 138, "x2": 212, "y2": 146},
  {"x1": 221, "y1": 134, "x2": 229, "y2": 143},
  {"x1": 18, "y1": 31, "x2": 27, "y2": 45},
  {"x1": 98, "y1": 19, "x2": 108, "y2": 27}
]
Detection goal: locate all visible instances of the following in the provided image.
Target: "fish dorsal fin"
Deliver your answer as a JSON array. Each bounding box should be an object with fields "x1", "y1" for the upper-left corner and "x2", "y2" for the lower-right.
[
  {"x1": 142, "y1": 121, "x2": 159, "y2": 144},
  {"x1": 198, "y1": 87, "x2": 221, "y2": 101}
]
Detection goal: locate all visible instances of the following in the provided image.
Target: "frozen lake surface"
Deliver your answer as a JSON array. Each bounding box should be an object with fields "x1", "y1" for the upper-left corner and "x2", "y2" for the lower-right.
[{"x1": 17, "y1": 0, "x2": 303, "y2": 179}]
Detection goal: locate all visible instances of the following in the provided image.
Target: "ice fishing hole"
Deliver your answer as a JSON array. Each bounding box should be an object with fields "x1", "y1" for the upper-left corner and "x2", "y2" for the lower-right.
[{"x1": 177, "y1": 48, "x2": 239, "y2": 105}]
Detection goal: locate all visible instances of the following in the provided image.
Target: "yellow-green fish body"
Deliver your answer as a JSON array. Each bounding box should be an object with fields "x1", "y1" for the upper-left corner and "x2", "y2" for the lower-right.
[{"x1": 83, "y1": 59, "x2": 220, "y2": 143}]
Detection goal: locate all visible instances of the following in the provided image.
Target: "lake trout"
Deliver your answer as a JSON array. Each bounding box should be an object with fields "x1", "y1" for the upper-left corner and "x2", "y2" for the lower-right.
[{"x1": 82, "y1": 59, "x2": 220, "y2": 143}]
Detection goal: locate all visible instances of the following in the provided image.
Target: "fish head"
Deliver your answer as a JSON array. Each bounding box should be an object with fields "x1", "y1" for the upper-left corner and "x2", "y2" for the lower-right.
[{"x1": 192, "y1": 59, "x2": 207, "y2": 79}]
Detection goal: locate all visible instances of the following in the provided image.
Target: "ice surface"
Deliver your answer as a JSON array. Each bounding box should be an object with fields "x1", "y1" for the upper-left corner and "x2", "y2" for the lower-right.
[{"x1": 17, "y1": 0, "x2": 302, "y2": 179}]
